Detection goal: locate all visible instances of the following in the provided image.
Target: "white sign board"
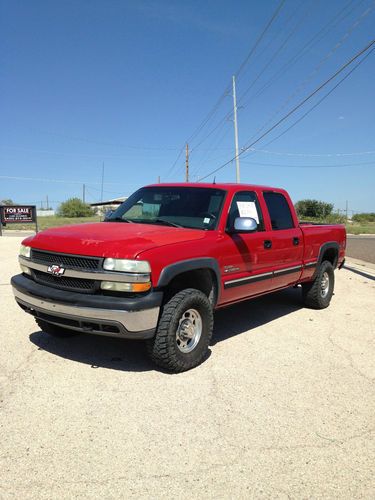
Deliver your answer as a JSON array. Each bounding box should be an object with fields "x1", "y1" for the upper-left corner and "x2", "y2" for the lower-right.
[{"x1": 236, "y1": 201, "x2": 259, "y2": 223}]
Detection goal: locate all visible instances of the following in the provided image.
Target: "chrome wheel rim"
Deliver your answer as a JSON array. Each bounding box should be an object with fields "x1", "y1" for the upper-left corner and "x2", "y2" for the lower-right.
[
  {"x1": 176, "y1": 308, "x2": 202, "y2": 353},
  {"x1": 320, "y1": 271, "x2": 330, "y2": 298}
]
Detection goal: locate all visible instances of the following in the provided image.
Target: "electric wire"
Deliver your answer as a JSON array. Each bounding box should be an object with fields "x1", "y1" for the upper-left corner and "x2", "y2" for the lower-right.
[
  {"x1": 240, "y1": 160, "x2": 375, "y2": 168},
  {"x1": 197, "y1": 39, "x2": 375, "y2": 181},
  {"x1": 239, "y1": 0, "x2": 361, "y2": 106},
  {"x1": 249, "y1": 148, "x2": 375, "y2": 157},
  {"x1": 237, "y1": 0, "x2": 315, "y2": 104},
  {"x1": 240, "y1": 2, "x2": 375, "y2": 146},
  {"x1": 187, "y1": 1, "x2": 317, "y2": 173},
  {"x1": 253, "y1": 46, "x2": 375, "y2": 151},
  {"x1": 163, "y1": 0, "x2": 286, "y2": 179}
]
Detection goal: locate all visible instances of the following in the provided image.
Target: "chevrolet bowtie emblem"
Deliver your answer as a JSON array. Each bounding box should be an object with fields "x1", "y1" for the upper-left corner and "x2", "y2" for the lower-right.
[{"x1": 47, "y1": 265, "x2": 65, "y2": 277}]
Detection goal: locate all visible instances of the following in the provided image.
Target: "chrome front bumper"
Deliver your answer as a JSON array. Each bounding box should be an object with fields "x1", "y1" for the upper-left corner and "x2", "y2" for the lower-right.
[{"x1": 12, "y1": 275, "x2": 161, "y2": 339}]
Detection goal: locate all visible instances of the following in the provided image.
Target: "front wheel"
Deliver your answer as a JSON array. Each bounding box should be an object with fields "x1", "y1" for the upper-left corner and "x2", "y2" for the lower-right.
[
  {"x1": 302, "y1": 260, "x2": 335, "y2": 309},
  {"x1": 146, "y1": 288, "x2": 214, "y2": 372}
]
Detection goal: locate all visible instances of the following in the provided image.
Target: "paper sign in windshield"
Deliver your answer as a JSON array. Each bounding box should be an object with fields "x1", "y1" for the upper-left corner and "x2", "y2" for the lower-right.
[{"x1": 236, "y1": 201, "x2": 259, "y2": 223}]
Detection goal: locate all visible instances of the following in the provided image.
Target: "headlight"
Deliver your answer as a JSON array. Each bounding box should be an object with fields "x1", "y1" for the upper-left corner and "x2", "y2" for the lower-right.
[
  {"x1": 20, "y1": 245, "x2": 31, "y2": 259},
  {"x1": 103, "y1": 258, "x2": 151, "y2": 273}
]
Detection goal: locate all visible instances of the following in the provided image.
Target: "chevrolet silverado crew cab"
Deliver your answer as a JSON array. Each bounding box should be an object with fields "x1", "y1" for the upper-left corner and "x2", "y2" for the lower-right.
[{"x1": 12, "y1": 183, "x2": 346, "y2": 372}]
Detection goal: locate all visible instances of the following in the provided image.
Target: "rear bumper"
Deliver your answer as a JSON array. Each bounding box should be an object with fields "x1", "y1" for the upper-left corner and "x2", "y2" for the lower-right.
[{"x1": 11, "y1": 274, "x2": 162, "y2": 339}]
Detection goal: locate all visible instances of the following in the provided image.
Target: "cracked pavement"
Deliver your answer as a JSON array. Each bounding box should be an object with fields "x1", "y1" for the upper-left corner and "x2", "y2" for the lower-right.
[{"x1": 0, "y1": 236, "x2": 374, "y2": 499}]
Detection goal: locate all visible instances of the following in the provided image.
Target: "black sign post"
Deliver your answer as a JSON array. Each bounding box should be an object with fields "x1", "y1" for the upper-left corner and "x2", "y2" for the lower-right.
[{"x1": 0, "y1": 205, "x2": 38, "y2": 235}]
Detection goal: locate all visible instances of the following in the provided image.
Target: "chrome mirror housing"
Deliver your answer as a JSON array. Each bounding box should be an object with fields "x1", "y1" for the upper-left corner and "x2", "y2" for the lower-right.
[{"x1": 233, "y1": 217, "x2": 257, "y2": 233}]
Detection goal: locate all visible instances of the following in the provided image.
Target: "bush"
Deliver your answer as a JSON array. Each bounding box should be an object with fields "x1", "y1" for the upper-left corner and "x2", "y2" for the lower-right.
[
  {"x1": 352, "y1": 213, "x2": 375, "y2": 223},
  {"x1": 57, "y1": 198, "x2": 94, "y2": 217},
  {"x1": 295, "y1": 199, "x2": 333, "y2": 219},
  {"x1": 1, "y1": 199, "x2": 14, "y2": 206},
  {"x1": 323, "y1": 213, "x2": 346, "y2": 224}
]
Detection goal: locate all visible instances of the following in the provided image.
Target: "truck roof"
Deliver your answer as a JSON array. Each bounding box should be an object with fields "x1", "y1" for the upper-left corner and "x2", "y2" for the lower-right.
[{"x1": 146, "y1": 182, "x2": 282, "y2": 192}]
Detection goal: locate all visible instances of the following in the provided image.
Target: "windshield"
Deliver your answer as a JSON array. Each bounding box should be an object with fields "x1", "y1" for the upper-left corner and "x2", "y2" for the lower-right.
[{"x1": 105, "y1": 186, "x2": 226, "y2": 230}]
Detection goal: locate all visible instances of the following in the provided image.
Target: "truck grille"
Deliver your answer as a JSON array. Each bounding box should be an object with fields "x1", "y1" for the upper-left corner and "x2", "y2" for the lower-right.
[
  {"x1": 31, "y1": 249, "x2": 102, "y2": 271},
  {"x1": 32, "y1": 270, "x2": 97, "y2": 293}
]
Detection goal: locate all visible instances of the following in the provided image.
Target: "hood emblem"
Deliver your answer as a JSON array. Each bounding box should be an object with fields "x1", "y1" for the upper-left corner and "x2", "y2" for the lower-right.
[{"x1": 47, "y1": 265, "x2": 65, "y2": 277}]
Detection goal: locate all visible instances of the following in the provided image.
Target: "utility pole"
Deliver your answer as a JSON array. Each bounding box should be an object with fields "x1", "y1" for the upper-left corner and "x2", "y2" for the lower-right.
[
  {"x1": 46, "y1": 195, "x2": 49, "y2": 210},
  {"x1": 100, "y1": 162, "x2": 105, "y2": 202},
  {"x1": 232, "y1": 75, "x2": 241, "y2": 183},
  {"x1": 82, "y1": 184, "x2": 86, "y2": 204},
  {"x1": 185, "y1": 143, "x2": 189, "y2": 182},
  {"x1": 345, "y1": 200, "x2": 348, "y2": 221}
]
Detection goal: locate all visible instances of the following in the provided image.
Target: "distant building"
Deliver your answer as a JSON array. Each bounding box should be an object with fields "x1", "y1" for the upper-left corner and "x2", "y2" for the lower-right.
[
  {"x1": 90, "y1": 197, "x2": 126, "y2": 216},
  {"x1": 37, "y1": 209, "x2": 55, "y2": 217}
]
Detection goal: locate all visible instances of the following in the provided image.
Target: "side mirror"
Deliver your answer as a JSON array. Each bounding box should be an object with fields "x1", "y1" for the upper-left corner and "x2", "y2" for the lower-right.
[{"x1": 233, "y1": 217, "x2": 257, "y2": 233}]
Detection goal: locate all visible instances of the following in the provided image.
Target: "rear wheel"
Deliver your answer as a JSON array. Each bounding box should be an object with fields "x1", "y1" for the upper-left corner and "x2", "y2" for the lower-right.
[
  {"x1": 36, "y1": 319, "x2": 81, "y2": 338},
  {"x1": 302, "y1": 260, "x2": 335, "y2": 309},
  {"x1": 146, "y1": 288, "x2": 213, "y2": 372}
]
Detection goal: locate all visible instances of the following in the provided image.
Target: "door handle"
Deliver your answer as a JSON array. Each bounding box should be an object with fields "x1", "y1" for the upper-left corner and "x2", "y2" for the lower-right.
[
  {"x1": 293, "y1": 237, "x2": 300, "y2": 246},
  {"x1": 264, "y1": 240, "x2": 272, "y2": 249}
]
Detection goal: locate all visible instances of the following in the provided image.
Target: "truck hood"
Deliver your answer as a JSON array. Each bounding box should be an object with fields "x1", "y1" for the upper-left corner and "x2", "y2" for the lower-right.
[{"x1": 23, "y1": 222, "x2": 206, "y2": 259}]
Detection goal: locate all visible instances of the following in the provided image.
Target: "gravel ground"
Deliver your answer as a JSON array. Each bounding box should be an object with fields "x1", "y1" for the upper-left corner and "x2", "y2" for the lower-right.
[{"x1": 0, "y1": 236, "x2": 374, "y2": 499}]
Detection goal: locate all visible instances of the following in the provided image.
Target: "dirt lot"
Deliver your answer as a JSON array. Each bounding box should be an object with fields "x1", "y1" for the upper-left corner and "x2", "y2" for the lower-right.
[{"x1": 1, "y1": 236, "x2": 374, "y2": 499}]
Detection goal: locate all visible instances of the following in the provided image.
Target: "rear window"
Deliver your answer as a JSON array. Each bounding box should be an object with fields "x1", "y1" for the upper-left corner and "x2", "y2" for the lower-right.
[{"x1": 263, "y1": 192, "x2": 294, "y2": 230}]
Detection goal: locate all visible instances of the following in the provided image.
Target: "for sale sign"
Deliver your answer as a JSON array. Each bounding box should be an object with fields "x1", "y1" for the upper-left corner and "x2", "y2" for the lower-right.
[{"x1": 1, "y1": 205, "x2": 36, "y2": 224}]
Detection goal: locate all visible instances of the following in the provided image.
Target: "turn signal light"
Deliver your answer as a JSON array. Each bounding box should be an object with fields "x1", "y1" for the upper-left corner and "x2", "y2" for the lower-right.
[{"x1": 100, "y1": 281, "x2": 151, "y2": 292}]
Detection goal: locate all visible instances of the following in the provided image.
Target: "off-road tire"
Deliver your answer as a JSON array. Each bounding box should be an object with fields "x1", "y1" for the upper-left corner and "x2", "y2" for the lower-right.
[
  {"x1": 302, "y1": 260, "x2": 335, "y2": 309},
  {"x1": 146, "y1": 288, "x2": 214, "y2": 372},
  {"x1": 36, "y1": 319, "x2": 81, "y2": 338}
]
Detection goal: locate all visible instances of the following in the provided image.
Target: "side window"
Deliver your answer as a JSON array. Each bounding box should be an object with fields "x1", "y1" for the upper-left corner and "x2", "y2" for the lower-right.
[
  {"x1": 263, "y1": 192, "x2": 294, "y2": 230},
  {"x1": 226, "y1": 191, "x2": 264, "y2": 231}
]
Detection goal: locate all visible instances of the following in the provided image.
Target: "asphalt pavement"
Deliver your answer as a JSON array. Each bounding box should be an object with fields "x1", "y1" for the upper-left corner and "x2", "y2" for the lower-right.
[
  {"x1": 346, "y1": 235, "x2": 375, "y2": 264},
  {"x1": 1, "y1": 236, "x2": 374, "y2": 499}
]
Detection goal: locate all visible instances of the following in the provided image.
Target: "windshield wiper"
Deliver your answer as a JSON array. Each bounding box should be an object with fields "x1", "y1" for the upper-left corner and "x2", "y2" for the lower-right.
[
  {"x1": 106, "y1": 217, "x2": 134, "y2": 223},
  {"x1": 152, "y1": 218, "x2": 184, "y2": 228}
]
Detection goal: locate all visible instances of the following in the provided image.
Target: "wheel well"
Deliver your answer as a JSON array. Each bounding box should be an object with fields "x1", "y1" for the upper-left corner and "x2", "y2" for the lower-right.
[
  {"x1": 321, "y1": 247, "x2": 338, "y2": 267},
  {"x1": 163, "y1": 269, "x2": 218, "y2": 305}
]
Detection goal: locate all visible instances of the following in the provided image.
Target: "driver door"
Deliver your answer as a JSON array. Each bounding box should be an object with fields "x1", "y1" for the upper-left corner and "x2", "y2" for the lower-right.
[{"x1": 220, "y1": 191, "x2": 275, "y2": 304}]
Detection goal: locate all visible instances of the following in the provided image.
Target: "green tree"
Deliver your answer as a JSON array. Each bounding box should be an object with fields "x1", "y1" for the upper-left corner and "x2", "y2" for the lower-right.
[
  {"x1": 57, "y1": 198, "x2": 94, "y2": 217},
  {"x1": 1, "y1": 199, "x2": 14, "y2": 206},
  {"x1": 295, "y1": 199, "x2": 334, "y2": 219}
]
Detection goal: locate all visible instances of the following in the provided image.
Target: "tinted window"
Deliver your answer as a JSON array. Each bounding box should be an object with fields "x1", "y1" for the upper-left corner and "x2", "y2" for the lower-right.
[
  {"x1": 263, "y1": 192, "x2": 294, "y2": 230},
  {"x1": 226, "y1": 191, "x2": 264, "y2": 231},
  {"x1": 106, "y1": 187, "x2": 226, "y2": 230}
]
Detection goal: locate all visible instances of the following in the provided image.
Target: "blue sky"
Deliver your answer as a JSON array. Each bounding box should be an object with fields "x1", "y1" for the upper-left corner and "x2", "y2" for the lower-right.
[{"x1": 1, "y1": 0, "x2": 374, "y2": 213}]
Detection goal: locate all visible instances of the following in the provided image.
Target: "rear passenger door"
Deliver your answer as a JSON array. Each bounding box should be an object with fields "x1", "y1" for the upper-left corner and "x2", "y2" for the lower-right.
[{"x1": 262, "y1": 191, "x2": 303, "y2": 288}]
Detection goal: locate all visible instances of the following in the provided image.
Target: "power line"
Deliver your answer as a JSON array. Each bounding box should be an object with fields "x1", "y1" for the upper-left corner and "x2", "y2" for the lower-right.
[
  {"x1": 0, "y1": 175, "x2": 138, "y2": 187},
  {"x1": 234, "y1": 0, "x2": 286, "y2": 80},
  {"x1": 240, "y1": 160, "x2": 375, "y2": 168},
  {"x1": 248, "y1": 148, "x2": 375, "y2": 157},
  {"x1": 237, "y1": 0, "x2": 314, "y2": 104},
  {"x1": 240, "y1": 2, "x2": 375, "y2": 145},
  {"x1": 197, "y1": 38, "x2": 375, "y2": 181},
  {"x1": 163, "y1": 0, "x2": 286, "y2": 179},
  {"x1": 0, "y1": 175, "x2": 95, "y2": 185},
  {"x1": 189, "y1": 0, "x2": 287, "y2": 156},
  {"x1": 240, "y1": 0, "x2": 361, "y2": 106},
  {"x1": 257, "y1": 46, "x2": 375, "y2": 149}
]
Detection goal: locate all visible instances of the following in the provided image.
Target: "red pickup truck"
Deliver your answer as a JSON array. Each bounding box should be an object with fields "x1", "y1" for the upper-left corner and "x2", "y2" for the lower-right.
[{"x1": 12, "y1": 183, "x2": 346, "y2": 372}]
